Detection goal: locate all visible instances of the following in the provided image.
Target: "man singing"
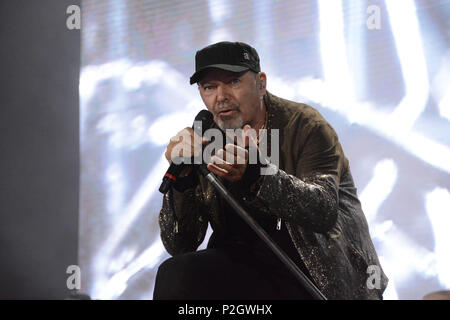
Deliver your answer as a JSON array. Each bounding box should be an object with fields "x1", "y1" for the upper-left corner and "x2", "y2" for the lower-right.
[{"x1": 153, "y1": 41, "x2": 388, "y2": 300}]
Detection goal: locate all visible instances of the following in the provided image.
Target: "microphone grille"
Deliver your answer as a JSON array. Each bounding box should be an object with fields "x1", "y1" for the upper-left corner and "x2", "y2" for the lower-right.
[{"x1": 194, "y1": 110, "x2": 214, "y2": 135}]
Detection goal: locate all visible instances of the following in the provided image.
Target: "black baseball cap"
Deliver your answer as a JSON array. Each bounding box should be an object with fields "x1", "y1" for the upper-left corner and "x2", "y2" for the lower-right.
[{"x1": 189, "y1": 41, "x2": 261, "y2": 85}]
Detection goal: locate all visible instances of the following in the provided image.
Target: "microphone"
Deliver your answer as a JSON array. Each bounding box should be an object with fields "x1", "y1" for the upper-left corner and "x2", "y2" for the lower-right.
[{"x1": 159, "y1": 110, "x2": 214, "y2": 194}]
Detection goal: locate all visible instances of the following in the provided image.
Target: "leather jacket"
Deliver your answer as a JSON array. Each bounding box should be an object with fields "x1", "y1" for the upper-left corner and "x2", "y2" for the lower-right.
[{"x1": 158, "y1": 92, "x2": 388, "y2": 299}]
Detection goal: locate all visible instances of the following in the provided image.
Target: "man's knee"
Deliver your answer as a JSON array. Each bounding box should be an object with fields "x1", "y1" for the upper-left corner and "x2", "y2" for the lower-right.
[
  {"x1": 154, "y1": 256, "x2": 181, "y2": 299},
  {"x1": 156, "y1": 256, "x2": 177, "y2": 278},
  {"x1": 155, "y1": 256, "x2": 187, "y2": 286},
  {"x1": 154, "y1": 253, "x2": 203, "y2": 299},
  {"x1": 157, "y1": 254, "x2": 198, "y2": 277}
]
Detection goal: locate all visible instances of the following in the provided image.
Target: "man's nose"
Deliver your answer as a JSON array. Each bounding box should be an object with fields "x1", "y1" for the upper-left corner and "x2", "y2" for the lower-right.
[{"x1": 216, "y1": 83, "x2": 229, "y2": 103}]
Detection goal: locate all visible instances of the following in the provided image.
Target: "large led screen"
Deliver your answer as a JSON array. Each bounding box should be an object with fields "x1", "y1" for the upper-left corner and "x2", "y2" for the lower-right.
[{"x1": 80, "y1": 0, "x2": 450, "y2": 299}]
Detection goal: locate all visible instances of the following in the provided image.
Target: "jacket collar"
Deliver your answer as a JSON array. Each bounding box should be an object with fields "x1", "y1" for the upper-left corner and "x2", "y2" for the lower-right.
[{"x1": 263, "y1": 91, "x2": 290, "y2": 131}]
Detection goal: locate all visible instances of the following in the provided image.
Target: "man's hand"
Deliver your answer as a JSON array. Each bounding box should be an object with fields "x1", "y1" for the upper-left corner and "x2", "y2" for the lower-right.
[
  {"x1": 207, "y1": 125, "x2": 258, "y2": 182},
  {"x1": 165, "y1": 127, "x2": 209, "y2": 177}
]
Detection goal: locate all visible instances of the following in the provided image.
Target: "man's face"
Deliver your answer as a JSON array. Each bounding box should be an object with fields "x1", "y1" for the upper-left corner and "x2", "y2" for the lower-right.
[{"x1": 198, "y1": 69, "x2": 265, "y2": 130}]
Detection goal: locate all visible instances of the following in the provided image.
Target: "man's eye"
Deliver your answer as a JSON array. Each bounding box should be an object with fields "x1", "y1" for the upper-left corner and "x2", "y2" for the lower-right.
[
  {"x1": 230, "y1": 78, "x2": 240, "y2": 84},
  {"x1": 204, "y1": 85, "x2": 215, "y2": 90}
]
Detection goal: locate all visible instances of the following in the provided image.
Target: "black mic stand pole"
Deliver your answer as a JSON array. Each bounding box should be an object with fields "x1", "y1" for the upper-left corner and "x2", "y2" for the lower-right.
[{"x1": 195, "y1": 164, "x2": 327, "y2": 300}]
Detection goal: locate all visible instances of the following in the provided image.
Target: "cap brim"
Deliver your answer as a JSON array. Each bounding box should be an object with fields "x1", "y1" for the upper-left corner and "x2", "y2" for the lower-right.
[{"x1": 189, "y1": 64, "x2": 249, "y2": 85}]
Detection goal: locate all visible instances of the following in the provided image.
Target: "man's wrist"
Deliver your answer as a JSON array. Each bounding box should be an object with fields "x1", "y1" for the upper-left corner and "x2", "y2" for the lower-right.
[{"x1": 172, "y1": 168, "x2": 198, "y2": 192}]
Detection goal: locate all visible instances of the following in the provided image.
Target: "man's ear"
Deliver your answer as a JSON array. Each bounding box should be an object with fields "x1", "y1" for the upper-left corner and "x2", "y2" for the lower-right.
[{"x1": 258, "y1": 72, "x2": 267, "y2": 97}]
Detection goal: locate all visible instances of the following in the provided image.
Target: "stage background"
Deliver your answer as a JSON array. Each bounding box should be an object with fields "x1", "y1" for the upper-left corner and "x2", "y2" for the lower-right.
[{"x1": 79, "y1": 0, "x2": 450, "y2": 299}]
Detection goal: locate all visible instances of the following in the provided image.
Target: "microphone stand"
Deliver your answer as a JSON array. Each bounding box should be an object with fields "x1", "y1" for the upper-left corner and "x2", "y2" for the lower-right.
[{"x1": 196, "y1": 164, "x2": 327, "y2": 300}]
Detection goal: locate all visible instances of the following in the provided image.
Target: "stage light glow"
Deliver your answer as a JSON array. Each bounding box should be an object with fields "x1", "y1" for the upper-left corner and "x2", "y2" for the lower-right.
[
  {"x1": 385, "y1": 0, "x2": 429, "y2": 135},
  {"x1": 96, "y1": 240, "x2": 165, "y2": 300},
  {"x1": 439, "y1": 87, "x2": 450, "y2": 121},
  {"x1": 208, "y1": 0, "x2": 230, "y2": 24},
  {"x1": 148, "y1": 112, "x2": 199, "y2": 147},
  {"x1": 105, "y1": 163, "x2": 126, "y2": 217},
  {"x1": 268, "y1": 76, "x2": 296, "y2": 101},
  {"x1": 79, "y1": 66, "x2": 98, "y2": 101},
  {"x1": 91, "y1": 155, "x2": 168, "y2": 298},
  {"x1": 122, "y1": 66, "x2": 144, "y2": 90},
  {"x1": 318, "y1": 0, "x2": 357, "y2": 114},
  {"x1": 425, "y1": 188, "x2": 450, "y2": 288},
  {"x1": 209, "y1": 27, "x2": 233, "y2": 45},
  {"x1": 99, "y1": 155, "x2": 167, "y2": 255},
  {"x1": 377, "y1": 223, "x2": 436, "y2": 286},
  {"x1": 359, "y1": 159, "x2": 398, "y2": 225},
  {"x1": 378, "y1": 256, "x2": 399, "y2": 300}
]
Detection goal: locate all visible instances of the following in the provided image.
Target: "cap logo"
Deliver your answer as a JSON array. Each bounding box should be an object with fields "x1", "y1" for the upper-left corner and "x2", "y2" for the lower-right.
[{"x1": 243, "y1": 52, "x2": 250, "y2": 60}]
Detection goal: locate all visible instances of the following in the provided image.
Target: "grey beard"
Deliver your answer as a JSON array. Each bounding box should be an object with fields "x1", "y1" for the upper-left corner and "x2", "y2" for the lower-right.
[{"x1": 217, "y1": 115, "x2": 244, "y2": 130}]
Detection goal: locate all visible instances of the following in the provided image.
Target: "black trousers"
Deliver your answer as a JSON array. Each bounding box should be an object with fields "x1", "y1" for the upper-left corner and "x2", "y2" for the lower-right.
[{"x1": 153, "y1": 247, "x2": 313, "y2": 300}]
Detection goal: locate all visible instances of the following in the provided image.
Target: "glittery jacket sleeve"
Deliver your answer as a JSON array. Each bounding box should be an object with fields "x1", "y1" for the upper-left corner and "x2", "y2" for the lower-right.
[
  {"x1": 248, "y1": 122, "x2": 346, "y2": 234},
  {"x1": 158, "y1": 185, "x2": 208, "y2": 256}
]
